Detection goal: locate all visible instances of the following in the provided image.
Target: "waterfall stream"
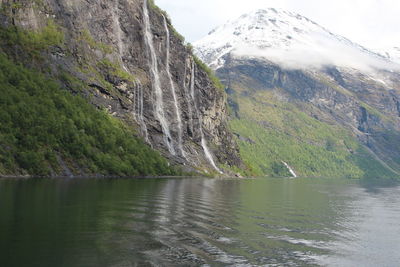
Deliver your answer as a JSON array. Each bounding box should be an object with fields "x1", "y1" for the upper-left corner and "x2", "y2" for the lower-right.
[
  {"x1": 143, "y1": 0, "x2": 175, "y2": 155},
  {"x1": 200, "y1": 121, "x2": 222, "y2": 174},
  {"x1": 189, "y1": 60, "x2": 222, "y2": 173},
  {"x1": 183, "y1": 60, "x2": 194, "y2": 135},
  {"x1": 142, "y1": 0, "x2": 222, "y2": 172},
  {"x1": 134, "y1": 80, "x2": 149, "y2": 142},
  {"x1": 112, "y1": 4, "x2": 130, "y2": 73},
  {"x1": 282, "y1": 161, "x2": 298, "y2": 178},
  {"x1": 163, "y1": 15, "x2": 185, "y2": 158},
  {"x1": 190, "y1": 60, "x2": 196, "y2": 100},
  {"x1": 114, "y1": 6, "x2": 149, "y2": 143}
]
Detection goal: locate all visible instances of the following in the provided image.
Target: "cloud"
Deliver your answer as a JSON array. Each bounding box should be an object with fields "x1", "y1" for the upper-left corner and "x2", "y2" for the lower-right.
[{"x1": 233, "y1": 32, "x2": 400, "y2": 72}]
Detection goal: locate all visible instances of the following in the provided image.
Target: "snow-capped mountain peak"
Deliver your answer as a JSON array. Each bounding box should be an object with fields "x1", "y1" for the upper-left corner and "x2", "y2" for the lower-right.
[{"x1": 194, "y1": 9, "x2": 398, "y2": 72}]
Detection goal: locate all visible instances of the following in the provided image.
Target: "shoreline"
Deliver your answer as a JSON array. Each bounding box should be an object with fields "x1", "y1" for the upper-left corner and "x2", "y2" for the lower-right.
[
  {"x1": 0, "y1": 175, "x2": 205, "y2": 179},
  {"x1": 0, "y1": 174, "x2": 248, "y2": 180}
]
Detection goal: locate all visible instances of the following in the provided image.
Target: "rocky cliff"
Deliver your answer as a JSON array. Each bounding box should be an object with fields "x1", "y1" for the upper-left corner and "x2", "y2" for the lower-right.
[{"x1": 0, "y1": 0, "x2": 242, "y2": 176}]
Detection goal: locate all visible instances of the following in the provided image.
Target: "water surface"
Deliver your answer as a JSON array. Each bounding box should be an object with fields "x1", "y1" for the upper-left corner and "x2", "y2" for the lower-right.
[{"x1": 1, "y1": 177, "x2": 400, "y2": 266}]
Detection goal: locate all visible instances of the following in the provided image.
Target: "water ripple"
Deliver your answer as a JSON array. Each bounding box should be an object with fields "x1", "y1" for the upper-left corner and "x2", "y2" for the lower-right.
[{"x1": 1, "y1": 177, "x2": 400, "y2": 266}]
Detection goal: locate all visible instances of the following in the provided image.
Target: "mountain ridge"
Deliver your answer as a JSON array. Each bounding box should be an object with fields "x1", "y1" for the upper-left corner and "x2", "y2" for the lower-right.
[{"x1": 194, "y1": 8, "x2": 400, "y2": 179}]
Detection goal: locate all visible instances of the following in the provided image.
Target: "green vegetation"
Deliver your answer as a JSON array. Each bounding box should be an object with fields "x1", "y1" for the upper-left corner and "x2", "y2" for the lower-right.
[
  {"x1": 79, "y1": 29, "x2": 113, "y2": 54},
  {"x1": 169, "y1": 24, "x2": 185, "y2": 43},
  {"x1": 77, "y1": 60, "x2": 132, "y2": 102},
  {"x1": 316, "y1": 74, "x2": 354, "y2": 97},
  {"x1": 193, "y1": 55, "x2": 225, "y2": 91},
  {"x1": 77, "y1": 62, "x2": 114, "y2": 93},
  {"x1": 0, "y1": 0, "x2": 45, "y2": 11},
  {"x1": 98, "y1": 59, "x2": 135, "y2": 82},
  {"x1": 77, "y1": 32, "x2": 135, "y2": 98},
  {"x1": 229, "y1": 89, "x2": 398, "y2": 179},
  {"x1": 148, "y1": 0, "x2": 168, "y2": 17},
  {"x1": 0, "y1": 53, "x2": 178, "y2": 176},
  {"x1": 359, "y1": 102, "x2": 396, "y2": 124},
  {"x1": 0, "y1": 19, "x2": 64, "y2": 58},
  {"x1": 57, "y1": 70, "x2": 86, "y2": 92}
]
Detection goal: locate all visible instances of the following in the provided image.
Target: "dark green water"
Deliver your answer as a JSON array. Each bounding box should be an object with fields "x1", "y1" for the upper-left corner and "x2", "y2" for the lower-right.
[{"x1": 1, "y1": 177, "x2": 400, "y2": 266}]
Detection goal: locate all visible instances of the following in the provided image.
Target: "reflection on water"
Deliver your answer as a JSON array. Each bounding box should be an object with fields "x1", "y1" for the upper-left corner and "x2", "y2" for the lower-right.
[{"x1": 0, "y1": 177, "x2": 399, "y2": 266}]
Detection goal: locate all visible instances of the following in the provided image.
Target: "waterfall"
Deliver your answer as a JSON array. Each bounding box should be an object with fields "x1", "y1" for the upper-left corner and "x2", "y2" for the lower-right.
[
  {"x1": 183, "y1": 59, "x2": 194, "y2": 135},
  {"x1": 134, "y1": 80, "x2": 149, "y2": 142},
  {"x1": 190, "y1": 60, "x2": 196, "y2": 100},
  {"x1": 189, "y1": 60, "x2": 222, "y2": 174},
  {"x1": 163, "y1": 15, "x2": 185, "y2": 158},
  {"x1": 200, "y1": 120, "x2": 222, "y2": 174},
  {"x1": 282, "y1": 161, "x2": 298, "y2": 178},
  {"x1": 112, "y1": 4, "x2": 130, "y2": 73},
  {"x1": 142, "y1": 0, "x2": 175, "y2": 155},
  {"x1": 113, "y1": 5, "x2": 148, "y2": 143}
]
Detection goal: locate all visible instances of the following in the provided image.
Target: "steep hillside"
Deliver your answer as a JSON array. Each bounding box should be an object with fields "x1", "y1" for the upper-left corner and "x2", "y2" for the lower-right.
[
  {"x1": 0, "y1": 53, "x2": 176, "y2": 176},
  {"x1": 0, "y1": 0, "x2": 243, "y2": 176},
  {"x1": 195, "y1": 9, "x2": 400, "y2": 179}
]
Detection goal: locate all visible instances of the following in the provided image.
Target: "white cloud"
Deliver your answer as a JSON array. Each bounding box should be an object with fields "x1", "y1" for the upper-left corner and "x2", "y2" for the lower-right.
[
  {"x1": 155, "y1": 0, "x2": 400, "y2": 49},
  {"x1": 233, "y1": 33, "x2": 400, "y2": 72}
]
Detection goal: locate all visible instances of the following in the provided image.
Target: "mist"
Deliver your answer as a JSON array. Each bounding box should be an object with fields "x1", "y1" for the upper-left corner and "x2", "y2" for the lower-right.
[{"x1": 233, "y1": 32, "x2": 400, "y2": 73}]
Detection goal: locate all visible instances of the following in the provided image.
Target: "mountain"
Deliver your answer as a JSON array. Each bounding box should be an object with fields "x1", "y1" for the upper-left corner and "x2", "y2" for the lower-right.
[
  {"x1": 195, "y1": 9, "x2": 398, "y2": 71},
  {"x1": 0, "y1": 0, "x2": 243, "y2": 177},
  {"x1": 195, "y1": 9, "x2": 400, "y2": 179}
]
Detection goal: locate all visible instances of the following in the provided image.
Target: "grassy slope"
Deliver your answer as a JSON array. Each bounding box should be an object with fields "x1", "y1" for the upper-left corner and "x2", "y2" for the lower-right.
[{"x1": 229, "y1": 89, "x2": 398, "y2": 179}]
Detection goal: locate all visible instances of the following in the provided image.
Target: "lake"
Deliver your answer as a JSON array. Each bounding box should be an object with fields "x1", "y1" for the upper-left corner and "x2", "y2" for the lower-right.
[{"x1": 1, "y1": 177, "x2": 400, "y2": 266}]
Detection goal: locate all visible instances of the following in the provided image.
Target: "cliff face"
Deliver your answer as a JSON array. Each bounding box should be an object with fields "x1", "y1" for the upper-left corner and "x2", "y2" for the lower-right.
[
  {"x1": 217, "y1": 57, "x2": 400, "y2": 177},
  {"x1": 0, "y1": 0, "x2": 242, "y2": 175}
]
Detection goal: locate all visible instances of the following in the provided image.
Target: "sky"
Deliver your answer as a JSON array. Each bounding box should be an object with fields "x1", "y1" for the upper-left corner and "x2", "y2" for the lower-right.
[{"x1": 154, "y1": 0, "x2": 400, "y2": 49}]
